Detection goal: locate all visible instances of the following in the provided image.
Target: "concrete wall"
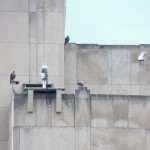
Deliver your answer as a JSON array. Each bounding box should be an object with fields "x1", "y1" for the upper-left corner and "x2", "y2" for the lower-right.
[
  {"x1": 12, "y1": 87, "x2": 150, "y2": 150},
  {"x1": 65, "y1": 44, "x2": 150, "y2": 95},
  {"x1": 0, "y1": 1, "x2": 65, "y2": 149}
]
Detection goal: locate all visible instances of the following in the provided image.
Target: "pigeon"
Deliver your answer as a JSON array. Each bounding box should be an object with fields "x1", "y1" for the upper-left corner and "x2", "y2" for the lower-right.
[
  {"x1": 77, "y1": 79, "x2": 84, "y2": 87},
  {"x1": 10, "y1": 71, "x2": 16, "y2": 84},
  {"x1": 64, "y1": 36, "x2": 70, "y2": 44}
]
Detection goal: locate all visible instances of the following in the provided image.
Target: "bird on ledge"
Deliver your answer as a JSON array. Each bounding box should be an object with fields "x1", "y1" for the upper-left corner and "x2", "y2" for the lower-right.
[
  {"x1": 10, "y1": 71, "x2": 16, "y2": 84},
  {"x1": 77, "y1": 79, "x2": 84, "y2": 87},
  {"x1": 64, "y1": 36, "x2": 70, "y2": 44},
  {"x1": 10, "y1": 71, "x2": 19, "y2": 84}
]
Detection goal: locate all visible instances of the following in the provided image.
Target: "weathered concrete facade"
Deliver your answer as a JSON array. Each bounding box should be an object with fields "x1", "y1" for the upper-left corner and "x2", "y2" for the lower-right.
[
  {"x1": 65, "y1": 44, "x2": 150, "y2": 95},
  {"x1": 1, "y1": 1, "x2": 150, "y2": 150},
  {"x1": 10, "y1": 87, "x2": 150, "y2": 150},
  {"x1": 0, "y1": 1, "x2": 65, "y2": 149}
]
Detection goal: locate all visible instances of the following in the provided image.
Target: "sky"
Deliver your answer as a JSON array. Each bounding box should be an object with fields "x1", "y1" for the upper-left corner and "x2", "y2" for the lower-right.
[{"x1": 65, "y1": 0, "x2": 150, "y2": 45}]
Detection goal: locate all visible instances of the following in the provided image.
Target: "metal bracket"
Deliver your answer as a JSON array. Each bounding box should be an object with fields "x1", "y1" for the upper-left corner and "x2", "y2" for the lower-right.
[
  {"x1": 27, "y1": 90, "x2": 34, "y2": 113},
  {"x1": 56, "y1": 89, "x2": 62, "y2": 113}
]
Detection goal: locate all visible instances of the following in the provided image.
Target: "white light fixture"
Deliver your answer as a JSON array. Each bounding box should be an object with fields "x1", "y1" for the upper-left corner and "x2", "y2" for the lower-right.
[
  {"x1": 41, "y1": 64, "x2": 48, "y2": 88},
  {"x1": 138, "y1": 52, "x2": 146, "y2": 62}
]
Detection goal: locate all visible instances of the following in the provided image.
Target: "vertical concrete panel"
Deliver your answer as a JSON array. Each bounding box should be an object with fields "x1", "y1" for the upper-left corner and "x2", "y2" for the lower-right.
[
  {"x1": 75, "y1": 87, "x2": 90, "y2": 127},
  {"x1": 0, "y1": 108, "x2": 9, "y2": 140},
  {"x1": 41, "y1": 94, "x2": 52, "y2": 126},
  {"x1": 0, "y1": 76, "x2": 12, "y2": 107},
  {"x1": 37, "y1": 0, "x2": 59, "y2": 12},
  {"x1": 146, "y1": 130, "x2": 150, "y2": 150},
  {"x1": 145, "y1": 48, "x2": 150, "y2": 85},
  {"x1": 44, "y1": 12, "x2": 64, "y2": 44},
  {"x1": 129, "y1": 98, "x2": 150, "y2": 128},
  {"x1": 91, "y1": 96, "x2": 113, "y2": 128},
  {"x1": 139, "y1": 45, "x2": 150, "y2": 85},
  {"x1": 29, "y1": 44, "x2": 37, "y2": 77},
  {"x1": 44, "y1": 0, "x2": 59, "y2": 12},
  {"x1": 59, "y1": 44, "x2": 64, "y2": 76},
  {"x1": 139, "y1": 60, "x2": 145, "y2": 86},
  {"x1": 91, "y1": 128, "x2": 145, "y2": 150},
  {"x1": 13, "y1": 127, "x2": 20, "y2": 150},
  {"x1": 29, "y1": 13, "x2": 37, "y2": 43},
  {"x1": 14, "y1": 94, "x2": 36, "y2": 126},
  {"x1": 112, "y1": 48, "x2": 130, "y2": 84},
  {"x1": 37, "y1": 0, "x2": 44, "y2": 12},
  {"x1": 20, "y1": 127, "x2": 75, "y2": 150},
  {"x1": 113, "y1": 99, "x2": 128, "y2": 127},
  {"x1": 37, "y1": 12, "x2": 44, "y2": 43},
  {"x1": 52, "y1": 95, "x2": 74, "y2": 126},
  {"x1": 107, "y1": 47, "x2": 112, "y2": 85},
  {"x1": 27, "y1": 90, "x2": 34, "y2": 113},
  {"x1": 37, "y1": 44, "x2": 59, "y2": 76},
  {"x1": 29, "y1": 0, "x2": 37, "y2": 12},
  {"x1": 64, "y1": 46, "x2": 77, "y2": 84},
  {"x1": 98, "y1": 50, "x2": 109, "y2": 84},
  {"x1": 0, "y1": 43, "x2": 29, "y2": 75},
  {"x1": 0, "y1": 0, "x2": 28, "y2": 11},
  {"x1": 77, "y1": 49, "x2": 99, "y2": 85},
  {"x1": 130, "y1": 48, "x2": 140, "y2": 84},
  {"x1": 0, "y1": 12, "x2": 28, "y2": 43},
  {"x1": 58, "y1": 0, "x2": 65, "y2": 13},
  {"x1": 35, "y1": 93, "x2": 52, "y2": 126},
  {"x1": 56, "y1": 90, "x2": 62, "y2": 112},
  {"x1": 36, "y1": 95, "x2": 42, "y2": 126},
  {"x1": 76, "y1": 127, "x2": 90, "y2": 150},
  {"x1": 0, "y1": 141, "x2": 8, "y2": 150}
]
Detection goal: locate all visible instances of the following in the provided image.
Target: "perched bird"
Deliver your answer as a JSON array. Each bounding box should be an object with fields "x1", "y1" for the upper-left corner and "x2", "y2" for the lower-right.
[
  {"x1": 64, "y1": 36, "x2": 70, "y2": 44},
  {"x1": 10, "y1": 71, "x2": 16, "y2": 84},
  {"x1": 77, "y1": 79, "x2": 84, "y2": 87}
]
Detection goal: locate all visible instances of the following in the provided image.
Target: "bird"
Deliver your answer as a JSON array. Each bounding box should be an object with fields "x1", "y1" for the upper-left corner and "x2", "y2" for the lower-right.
[
  {"x1": 64, "y1": 36, "x2": 70, "y2": 44},
  {"x1": 10, "y1": 71, "x2": 16, "y2": 84},
  {"x1": 77, "y1": 79, "x2": 84, "y2": 87}
]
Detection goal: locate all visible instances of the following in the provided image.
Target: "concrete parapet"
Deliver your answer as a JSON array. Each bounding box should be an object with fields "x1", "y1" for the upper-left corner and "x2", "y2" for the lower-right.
[{"x1": 11, "y1": 92, "x2": 150, "y2": 150}]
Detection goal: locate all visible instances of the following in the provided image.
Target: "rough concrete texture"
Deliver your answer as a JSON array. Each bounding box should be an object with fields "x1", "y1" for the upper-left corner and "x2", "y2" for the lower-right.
[
  {"x1": 0, "y1": 108, "x2": 9, "y2": 140},
  {"x1": 0, "y1": 0, "x2": 28, "y2": 11},
  {"x1": 91, "y1": 128, "x2": 145, "y2": 150},
  {"x1": 129, "y1": 97, "x2": 150, "y2": 128},
  {"x1": 11, "y1": 88, "x2": 150, "y2": 150},
  {"x1": 20, "y1": 127, "x2": 75, "y2": 150},
  {"x1": 0, "y1": 141, "x2": 8, "y2": 150},
  {"x1": 146, "y1": 130, "x2": 150, "y2": 150},
  {"x1": 52, "y1": 94, "x2": 74, "y2": 126},
  {"x1": 75, "y1": 87, "x2": 90, "y2": 127},
  {"x1": 14, "y1": 93, "x2": 75, "y2": 127},
  {"x1": 13, "y1": 127, "x2": 20, "y2": 150},
  {"x1": 91, "y1": 98, "x2": 113, "y2": 128},
  {"x1": 113, "y1": 99, "x2": 128, "y2": 128},
  {"x1": 0, "y1": 0, "x2": 65, "y2": 144},
  {"x1": 14, "y1": 92, "x2": 150, "y2": 130},
  {"x1": 75, "y1": 127, "x2": 90, "y2": 150},
  {"x1": 65, "y1": 44, "x2": 150, "y2": 95}
]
